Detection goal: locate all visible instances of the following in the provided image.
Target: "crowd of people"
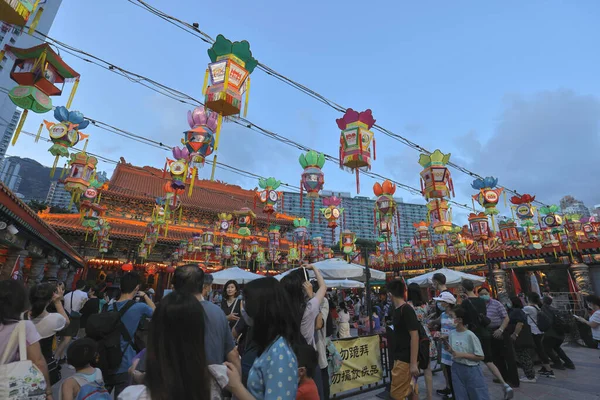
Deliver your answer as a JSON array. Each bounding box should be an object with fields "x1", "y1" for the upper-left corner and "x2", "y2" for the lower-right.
[{"x1": 0, "y1": 268, "x2": 598, "y2": 400}]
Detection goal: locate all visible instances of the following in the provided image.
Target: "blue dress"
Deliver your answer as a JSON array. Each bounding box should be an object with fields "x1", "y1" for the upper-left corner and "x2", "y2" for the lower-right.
[{"x1": 247, "y1": 336, "x2": 298, "y2": 399}]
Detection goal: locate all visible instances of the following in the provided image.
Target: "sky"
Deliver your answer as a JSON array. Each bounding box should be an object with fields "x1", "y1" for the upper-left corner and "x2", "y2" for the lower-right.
[{"x1": 7, "y1": 0, "x2": 600, "y2": 224}]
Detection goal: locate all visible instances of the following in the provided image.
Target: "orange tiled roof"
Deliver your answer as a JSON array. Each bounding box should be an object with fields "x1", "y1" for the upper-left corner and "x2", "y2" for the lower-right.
[
  {"x1": 104, "y1": 162, "x2": 294, "y2": 225},
  {"x1": 0, "y1": 182, "x2": 83, "y2": 266}
]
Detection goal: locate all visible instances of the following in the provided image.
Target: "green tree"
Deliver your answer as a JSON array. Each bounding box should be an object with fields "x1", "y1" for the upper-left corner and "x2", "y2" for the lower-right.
[{"x1": 26, "y1": 200, "x2": 48, "y2": 213}]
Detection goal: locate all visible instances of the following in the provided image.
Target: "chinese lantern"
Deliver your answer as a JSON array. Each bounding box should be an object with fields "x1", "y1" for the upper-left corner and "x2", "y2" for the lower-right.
[
  {"x1": 337, "y1": 108, "x2": 376, "y2": 193},
  {"x1": 402, "y1": 243, "x2": 413, "y2": 262},
  {"x1": 202, "y1": 232, "x2": 215, "y2": 251},
  {"x1": 498, "y1": 219, "x2": 521, "y2": 247},
  {"x1": 320, "y1": 195, "x2": 344, "y2": 242},
  {"x1": 419, "y1": 149, "x2": 454, "y2": 200},
  {"x1": 341, "y1": 230, "x2": 356, "y2": 256},
  {"x1": 1, "y1": 44, "x2": 80, "y2": 147},
  {"x1": 256, "y1": 177, "x2": 282, "y2": 215},
  {"x1": 203, "y1": 34, "x2": 257, "y2": 180},
  {"x1": 510, "y1": 193, "x2": 537, "y2": 243},
  {"x1": 64, "y1": 152, "x2": 97, "y2": 208},
  {"x1": 539, "y1": 205, "x2": 564, "y2": 231},
  {"x1": 373, "y1": 180, "x2": 398, "y2": 238},
  {"x1": 234, "y1": 208, "x2": 256, "y2": 237},
  {"x1": 311, "y1": 236, "x2": 323, "y2": 262},
  {"x1": 268, "y1": 225, "x2": 281, "y2": 261},
  {"x1": 44, "y1": 106, "x2": 90, "y2": 176},
  {"x1": 472, "y1": 176, "x2": 504, "y2": 231},
  {"x1": 184, "y1": 106, "x2": 216, "y2": 167},
  {"x1": 427, "y1": 199, "x2": 453, "y2": 234},
  {"x1": 0, "y1": 0, "x2": 45, "y2": 28},
  {"x1": 293, "y1": 218, "x2": 310, "y2": 243},
  {"x1": 468, "y1": 212, "x2": 490, "y2": 255},
  {"x1": 122, "y1": 263, "x2": 133, "y2": 272},
  {"x1": 413, "y1": 221, "x2": 430, "y2": 246},
  {"x1": 299, "y1": 150, "x2": 325, "y2": 219}
]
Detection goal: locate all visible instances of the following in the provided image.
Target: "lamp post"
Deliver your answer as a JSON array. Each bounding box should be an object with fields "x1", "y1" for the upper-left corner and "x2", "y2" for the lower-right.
[{"x1": 351, "y1": 241, "x2": 377, "y2": 335}]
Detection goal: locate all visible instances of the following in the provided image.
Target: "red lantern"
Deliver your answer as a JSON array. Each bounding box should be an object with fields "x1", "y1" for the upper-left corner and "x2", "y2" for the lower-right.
[
  {"x1": 122, "y1": 263, "x2": 133, "y2": 272},
  {"x1": 166, "y1": 265, "x2": 175, "y2": 274}
]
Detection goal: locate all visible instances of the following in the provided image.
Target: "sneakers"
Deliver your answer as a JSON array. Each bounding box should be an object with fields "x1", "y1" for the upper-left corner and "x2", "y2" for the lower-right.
[
  {"x1": 436, "y1": 388, "x2": 452, "y2": 396},
  {"x1": 538, "y1": 368, "x2": 555, "y2": 378},
  {"x1": 503, "y1": 384, "x2": 514, "y2": 400},
  {"x1": 520, "y1": 377, "x2": 537, "y2": 383}
]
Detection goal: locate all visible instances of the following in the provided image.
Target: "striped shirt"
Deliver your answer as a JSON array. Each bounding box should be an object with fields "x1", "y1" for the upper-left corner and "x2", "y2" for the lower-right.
[
  {"x1": 486, "y1": 298, "x2": 507, "y2": 329},
  {"x1": 441, "y1": 311, "x2": 456, "y2": 366}
]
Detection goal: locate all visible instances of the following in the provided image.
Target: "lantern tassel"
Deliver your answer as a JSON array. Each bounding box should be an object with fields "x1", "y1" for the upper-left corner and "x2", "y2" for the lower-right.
[
  {"x1": 11, "y1": 109, "x2": 28, "y2": 146},
  {"x1": 50, "y1": 155, "x2": 59, "y2": 177},
  {"x1": 66, "y1": 79, "x2": 79, "y2": 109},
  {"x1": 34, "y1": 123, "x2": 43, "y2": 143},
  {"x1": 243, "y1": 77, "x2": 250, "y2": 117},
  {"x1": 59, "y1": 163, "x2": 67, "y2": 179},
  {"x1": 202, "y1": 68, "x2": 209, "y2": 95},
  {"x1": 372, "y1": 137, "x2": 376, "y2": 161},
  {"x1": 355, "y1": 170, "x2": 360, "y2": 194},
  {"x1": 188, "y1": 167, "x2": 197, "y2": 197},
  {"x1": 27, "y1": 6, "x2": 44, "y2": 35}
]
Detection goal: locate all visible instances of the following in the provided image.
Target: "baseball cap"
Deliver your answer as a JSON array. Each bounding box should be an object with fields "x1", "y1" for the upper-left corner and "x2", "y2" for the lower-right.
[{"x1": 433, "y1": 291, "x2": 456, "y2": 304}]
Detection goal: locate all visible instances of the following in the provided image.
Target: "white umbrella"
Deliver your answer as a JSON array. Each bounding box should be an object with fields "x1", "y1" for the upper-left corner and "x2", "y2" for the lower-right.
[
  {"x1": 406, "y1": 268, "x2": 485, "y2": 288},
  {"x1": 324, "y1": 279, "x2": 365, "y2": 289},
  {"x1": 210, "y1": 267, "x2": 264, "y2": 285}
]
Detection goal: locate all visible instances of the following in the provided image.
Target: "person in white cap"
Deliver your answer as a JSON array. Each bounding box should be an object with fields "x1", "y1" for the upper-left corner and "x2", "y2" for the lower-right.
[{"x1": 434, "y1": 291, "x2": 457, "y2": 400}]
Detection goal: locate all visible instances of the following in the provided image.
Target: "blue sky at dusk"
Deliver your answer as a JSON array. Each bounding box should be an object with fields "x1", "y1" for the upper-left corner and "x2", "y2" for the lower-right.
[{"x1": 8, "y1": 0, "x2": 600, "y2": 222}]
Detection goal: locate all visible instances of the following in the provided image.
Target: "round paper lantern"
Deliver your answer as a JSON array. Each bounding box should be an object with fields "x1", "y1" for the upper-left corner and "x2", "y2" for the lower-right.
[{"x1": 121, "y1": 263, "x2": 133, "y2": 272}]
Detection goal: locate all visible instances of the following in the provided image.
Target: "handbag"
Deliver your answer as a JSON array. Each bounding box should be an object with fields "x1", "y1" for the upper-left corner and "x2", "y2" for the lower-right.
[
  {"x1": 0, "y1": 321, "x2": 47, "y2": 399},
  {"x1": 69, "y1": 292, "x2": 82, "y2": 319}
]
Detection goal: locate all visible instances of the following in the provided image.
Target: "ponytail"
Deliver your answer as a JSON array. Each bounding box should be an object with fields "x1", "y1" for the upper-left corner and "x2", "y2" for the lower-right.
[{"x1": 0, "y1": 280, "x2": 28, "y2": 324}]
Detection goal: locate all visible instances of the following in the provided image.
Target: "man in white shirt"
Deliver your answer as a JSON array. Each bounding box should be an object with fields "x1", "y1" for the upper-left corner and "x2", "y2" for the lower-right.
[{"x1": 55, "y1": 280, "x2": 88, "y2": 362}]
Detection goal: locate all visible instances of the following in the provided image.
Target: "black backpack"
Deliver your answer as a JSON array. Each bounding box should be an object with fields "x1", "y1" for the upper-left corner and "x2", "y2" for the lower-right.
[
  {"x1": 86, "y1": 301, "x2": 138, "y2": 373},
  {"x1": 536, "y1": 307, "x2": 552, "y2": 332}
]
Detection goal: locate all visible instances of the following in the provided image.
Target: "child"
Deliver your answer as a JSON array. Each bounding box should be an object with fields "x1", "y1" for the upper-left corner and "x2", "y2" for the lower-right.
[
  {"x1": 59, "y1": 338, "x2": 109, "y2": 400},
  {"x1": 434, "y1": 291, "x2": 457, "y2": 400},
  {"x1": 296, "y1": 344, "x2": 320, "y2": 400},
  {"x1": 446, "y1": 307, "x2": 490, "y2": 400}
]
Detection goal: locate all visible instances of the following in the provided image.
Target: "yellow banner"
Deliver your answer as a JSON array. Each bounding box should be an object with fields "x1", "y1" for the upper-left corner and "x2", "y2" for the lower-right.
[{"x1": 330, "y1": 335, "x2": 383, "y2": 395}]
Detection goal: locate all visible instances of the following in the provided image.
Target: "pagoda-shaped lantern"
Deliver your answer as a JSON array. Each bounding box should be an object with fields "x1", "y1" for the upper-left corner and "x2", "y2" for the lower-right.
[
  {"x1": 427, "y1": 199, "x2": 453, "y2": 234},
  {"x1": 419, "y1": 149, "x2": 454, "y2": 200},
  {"x1": 234, "y1": 207, "x2": 256, "y2": 237},
  {"x1": 311, "y1": 236, "x2": 323, "y2": 261},
  {"x1": 202, "y1": 231, "x2": 215, "y2": 251},
  {"x1": 0, "y1": 1, "x2": 44, "y2": 27},
  {"x1": 299, "y1": 150, "x2": 325, "y2": 220},
  {"x1": 184, "y1": 106, "x2": 216, "y2": 167},
  {"x1": 336, "y1": 108, "x2": 376, "y2": 193},
  {"x1": 468, "y1": 212, "x2": 490, "y2": 243},
  {"x1": 373, "y1": 180, "x2": 398, "y2": 238},
  {"x1": 256, "y1": 177, "x2": 282, "y2": 216},
  {"x1": 498, "y1": 219, "x2": 521, "y2": 247},
  {"x1": 44, "y1": 106, "x2": 90, "y2": 176},
  {"x1": 402, "y1": 244, "x2": 413, "y2": 262},
  {"x1": 341, "y1": 230, "x2": 356, "y2": 256},
  {"x1": 413, "y1": 221, "x2": 430, "y2": 246},
  {"x1": 2, "y1": 43, "x2": 80, "y2": 145},
  {"x1": 472, "y1": 177, "x2": 504, "y2": 230},
  {"x1": 268, "y1": 225, "x2": 281, "y2": 261},
  {"x1": 64, "y1": 152, "x2": 97, "y2": 207}
]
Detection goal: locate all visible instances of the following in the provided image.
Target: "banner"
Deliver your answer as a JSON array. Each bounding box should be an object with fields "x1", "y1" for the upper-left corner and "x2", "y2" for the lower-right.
[{"x1": 330, "y1": 334, "x2": 383, "y2": 395}]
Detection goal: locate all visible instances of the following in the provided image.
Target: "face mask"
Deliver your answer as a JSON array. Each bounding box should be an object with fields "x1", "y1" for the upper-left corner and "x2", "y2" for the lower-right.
[
  {"x1": 437, "y1": 302, "x2": 446, "y2": 311},
  {"x1": 480, "y1": 295, "x2": 490, "y2": 302},
  {"x1": 241, "y1": 307, "x2": 254, "y2": 326}
]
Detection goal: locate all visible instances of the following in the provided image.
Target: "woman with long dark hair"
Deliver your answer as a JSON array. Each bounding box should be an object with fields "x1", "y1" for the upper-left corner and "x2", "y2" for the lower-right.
[
  {"x1": 0, "y1": 279, "x2": 52, "y2": 399},
  {"x1": 221, "y1": 279, "x2": 242, "y2": 329},
  {"x1": 118, "y1": 291, "x2": 211, "y2": 400},
  {"x1": 507, "y1": 296, "x2": 536, "y2": 383},
  {"x1": 337, "y1": 301, "x2": 351, "y2": 338},
  {"x1": 226, "y1": 277, "x2": 300, "y2": 399},
  {"x1": 29, "y1": 282, "x2": 70, "y2": 385}
]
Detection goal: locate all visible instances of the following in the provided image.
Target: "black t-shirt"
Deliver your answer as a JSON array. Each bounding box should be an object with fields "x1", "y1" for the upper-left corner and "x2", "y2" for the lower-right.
[
  {"x1": 392, "y1": 303, "x2": 420, "y2": 363},
  {"x1": 463, "y1": 297, "x2": 490, "y2": 337},
  {"x1": 79, "y1": 297, "x2": 100, "y2": 328}
]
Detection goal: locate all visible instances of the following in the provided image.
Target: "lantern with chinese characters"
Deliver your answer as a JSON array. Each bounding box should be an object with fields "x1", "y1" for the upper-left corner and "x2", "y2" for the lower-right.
[
  {"x1": 293, "y1": 218, "x2": 310, "y2": 243},
  {"x1": 64, "y1": 152, "x2": 97, "y2": 207},
  {"x1": 373, "y1": 180, "x2": 398, "y2": 237},
  {"x1": 44, "y1": 106, "x2": 90, "y2": 176},
  {"x1": 582, "y1": 220, "x2": 596, "y2": 240},
  {"x1": 510, "y1": 194, "x2": 536, "y2": 226},
  {"x1": 222, "y1": 245, "x2": 232, "y2": 266},
  {"x1": 564, "y1": 214, "x2": 585, "y2": 243},
  {"x1": 0, "y1": 0, "x2": 44, "y2": 27},
  {"x1": 184, "y1": 106, "x2": 216, "y2": 167},
  {"x1": 217, "y1": 213, "x2": 233, "y2": 234},
  {"x1": 498, "y1": 219, "x2": 521, "y2": 247},
  {"x1": 234, "y1": 208, "x2": 256, "y2": 237},
  {"x1": 341, "y1": 230, "x2": 356, "y2": 256},
  {"x1": 419, "y1": 149, "x2": 454, "y2": 200},
  {"x1": 268, "y1": 225, "x2": 280, "y2": 261},
  {"x1": 471, "y1": 176, "x2": 504, "y2": 217},
  {"x1": 402, "y1": 243, "x2": 413, "y2": 262},
  {"x1": 299, "y1": 150, "x2": 325, "y2": 219},
  {"x1": 256, "y1": 177, "x2": 282, "y2": 215},
  {"x1": 2, "y1": 44, "x2": 80, "y2": 146},
  {"x1": 337, "y1": 108, "x2": 376, "y2": 193},
  {"x1": 165, "y1": 156, "x2": 188, "y2": 197},
  {"x1": 311, "y1": 236, "x2": 323, "y2": 262},
  {"x1": 288, "y1": 247, "x2": 300, "y2": 264},
  {"x1": 427, "y1": 199, "x2": 453, "y2": 234},
  {"x1": 539, "y1": 205, "x2": 564, "y2": 232},
  {"x1": 320, "y1": 195, "x2": 344, "y2": 235},
  {"x1": 468, "y1": 212, "x2": 490, "y2": 243},
  {"x1": 413, "y1": 221, "x2": 430, "y2": 247}
]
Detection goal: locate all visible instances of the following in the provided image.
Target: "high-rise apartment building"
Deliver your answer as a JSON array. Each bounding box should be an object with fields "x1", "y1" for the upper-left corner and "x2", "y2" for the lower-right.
[
  {"x1": 563, "y1": 200, "x2": 591, "y2": 220},
  {"x1": 0, "y1": 1, "x2": 64, "y2": 158},
  {"x1": 0, "y1": 156, "x2": 22, "y2": 192},
  {"x1": 277, "y1": 190, "x2": 428, "y2": 248},
  {"x1": 0, "y1": 109, "x2": 20, "y2": 158},
  {"x1": 46, "y1": 180, "x2": 76, "y2": 212}
]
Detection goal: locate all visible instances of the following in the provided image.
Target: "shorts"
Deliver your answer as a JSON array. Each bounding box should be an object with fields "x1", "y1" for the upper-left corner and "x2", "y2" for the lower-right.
[{"x1": 391, "y1": 360, "x2": 418, "y2": 399}]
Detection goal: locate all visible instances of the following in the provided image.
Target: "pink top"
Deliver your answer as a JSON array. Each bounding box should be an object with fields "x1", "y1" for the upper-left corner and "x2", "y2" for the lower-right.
[{"x1": 0, "y1": 320, "x2": 41, "y2": 362}]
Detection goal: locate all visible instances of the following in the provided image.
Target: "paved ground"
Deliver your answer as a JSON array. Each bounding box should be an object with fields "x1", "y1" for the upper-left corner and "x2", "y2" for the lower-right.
[{"x1": 345, "y1": 344, "x2": 600, "y2": 400}]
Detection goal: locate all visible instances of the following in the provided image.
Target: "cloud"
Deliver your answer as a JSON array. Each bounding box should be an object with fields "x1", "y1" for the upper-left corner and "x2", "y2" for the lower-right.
[{"x1": 454, "y1": 90, "x2": 600, "y2": 207}]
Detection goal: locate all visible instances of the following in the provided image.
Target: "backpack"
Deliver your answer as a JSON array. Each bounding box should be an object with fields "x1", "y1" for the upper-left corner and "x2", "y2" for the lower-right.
[
  {"x1": 73, "y1": 370, "x2": 110, "y2": 400},
  {"x1": 463, "y1": 298, "x2": 491, "y2": 329},
  {"x1": 551, "y1": 310, "x2": 572, "y2": 334},
  {"x1": 326, "y1": 338, "x2": 342, "y2": 379},
  {"x1": 401, "y1": 304, "x2": 431, "y2": 370},
  {"x1": 536, "y1": 307, "x2": 553, "y2": 332},
  {"x1": 0, "y1": 321, "x2": 47, "y2": 400},
  {"x1": 86, "y1": 300, "x2": 138, "y2": 373}
]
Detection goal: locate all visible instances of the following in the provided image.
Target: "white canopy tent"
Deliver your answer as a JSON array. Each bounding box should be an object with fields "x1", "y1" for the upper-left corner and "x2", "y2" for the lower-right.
[
  {"x1": 210, "y1": 267, "x2": 264, "y2": 285},
  {"x1": 273, "y1": 258, "x2": 386, "y2": 282},
  {"x1": 406, "y1": 268, "x2": 486, "y2": 288},
  {"x1": 324, "y1": 279, "x2": 365, "y2": 289}
]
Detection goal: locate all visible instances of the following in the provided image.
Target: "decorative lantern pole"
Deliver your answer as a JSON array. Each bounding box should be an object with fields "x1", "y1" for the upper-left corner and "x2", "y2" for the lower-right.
[
  {"x1": 256, "y1": 177, "x2": 282, "y2": 218},
  {"x1": 299, "y1": 150, "x2": 325, "y2": 220},
  {"x1": 468, "y1": 212, "x2": 490, "y2": 260},
  {"x1": 471, "y1": 176, "x2": 504, "y2": 231},
  {"x1": 373, "y1": 180, "x2": 398, "y2": 241}
]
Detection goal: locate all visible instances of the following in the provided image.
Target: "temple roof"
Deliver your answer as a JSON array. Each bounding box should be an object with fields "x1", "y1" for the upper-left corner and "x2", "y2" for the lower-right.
[
  {"x1": 104, "y1": 161, "x2": 295, "y2": 225},
  {"x1": 0, "y1": 182, "x2": 83, "y2": 266}
]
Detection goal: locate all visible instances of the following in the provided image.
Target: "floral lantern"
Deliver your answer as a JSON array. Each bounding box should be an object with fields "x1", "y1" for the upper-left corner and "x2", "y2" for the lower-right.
[
  {"x1": 268, "y1": 225, "x2": 281, "y2": 260},
  {"x1": 64, "y1": 152, "x2": 98, "y2": 207},
  {"x1": 498, "y1": 219, "x2": 521, "y2": 247},
  {"x1": 293, "y1": 218, "x2": 310, "y2": 243},
  {"x1": 165, "y1": 157, "x2": 188, "y2": 197},
  {"x1": 373, "y1": 180, "x2": 398, "y2": 237},
  {"x1": 341, "y1": 230, "x2": 356, "y2": 256},
  {"x1": 184, "y1": 106, "x2": 216, "y2": 167},
  {"x1": 320, "y1": 196, "x2": 344, "y2": 229},
  {"x1": 336, "y1": 108, "x2": 376, "y2": 193},
  {"x1": 234, "y1": 207, "x2": 256, "y2": 237},
  {"x1": 419, "y1": 149, "x2": 454, "y2": 200},
  {"x1": 299, "y1": 150, "x2": 325, "y2": 219},
  {"x1": 0, "y1": 1, "x2": 44, "y2": 27},
  {"x1": 510, "y1": 194, "x2": 536, "y2": 222},
  {"x1": 202, "y1": 231, "x2": 215, "y2": 251},
  {"x1": 539, "y1": 205, "x2": 564, "y2": 231},
  {"x1": 413, "y1": 221, "x2": 430, "y2": 246},
  {"x1": 471, "y1": 177, "x2": 504, "y2": 228},
  {"x1": 2, "y1": 44, "x2": 80, "y2": 146},
  {"x1": 256, "y1": 177, "x2": 282, "y2": 215},
  {"x1": 468, "y1": 212, "x2": 490, "y2": 242},
  {"x1": 44, "y1": 106, "x2": 89, "y2": 176}
]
